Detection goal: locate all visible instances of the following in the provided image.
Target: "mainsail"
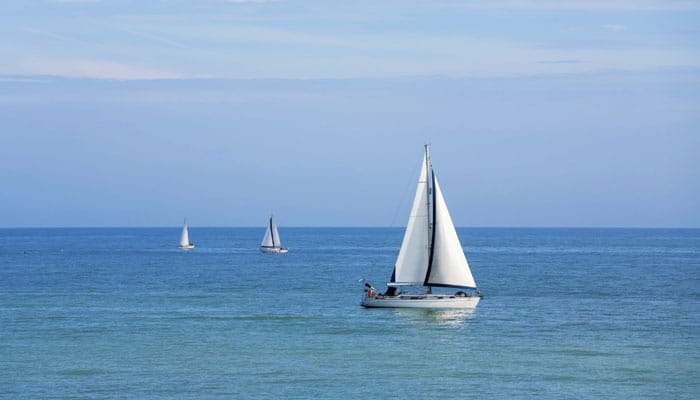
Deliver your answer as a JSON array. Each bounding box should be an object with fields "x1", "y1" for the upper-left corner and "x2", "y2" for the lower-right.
[
  {"x1": 389, "y1": 145, "x2": 477, "y2": 290},
  {"x1": 179, "y1": 222, "x2": 190, "y2": 247},
  {"x1": 261, "y1": 218, "x2": 274, "y2": 248},
  {"x1": 392, "y1": 152, "x2": 431, "y2": 285}
]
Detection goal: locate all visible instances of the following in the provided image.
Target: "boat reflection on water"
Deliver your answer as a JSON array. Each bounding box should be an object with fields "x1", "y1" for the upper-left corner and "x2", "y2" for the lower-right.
[{"x1": 391, "y1": 307, "x2": 477, "y2": 327}]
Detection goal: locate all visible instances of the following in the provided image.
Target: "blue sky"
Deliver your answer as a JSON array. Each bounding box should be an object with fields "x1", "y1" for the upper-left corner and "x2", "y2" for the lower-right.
[{"x1": 1, "y1": 0, "x2": 699, "y2": 227}]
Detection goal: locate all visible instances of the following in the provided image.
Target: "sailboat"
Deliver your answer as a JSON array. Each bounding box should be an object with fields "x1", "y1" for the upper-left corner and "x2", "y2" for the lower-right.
[
  {"x1": 362, "y1": 145, "x2": 482, "y2": 308},
  {"x1": 260, "y1": 215, "x2": 288, "y2": 254},
  {"x1": 178, "y1": 219, "x2": 195, "y2": 250}
]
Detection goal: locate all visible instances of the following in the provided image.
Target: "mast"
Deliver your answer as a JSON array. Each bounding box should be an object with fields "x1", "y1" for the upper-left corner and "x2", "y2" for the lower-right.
[
  {"x1": 269, "y1": 216, "x2": 276, "y2": 248},
  {"x1": 425, "y1": 171, "x2": 437, "y2": 290},
  {"x1": 424, "y1": 144, "x2": 433, "y2": 294},
  {"x1": 424, "y1": 145, "x2": 431, "y2": 248}
]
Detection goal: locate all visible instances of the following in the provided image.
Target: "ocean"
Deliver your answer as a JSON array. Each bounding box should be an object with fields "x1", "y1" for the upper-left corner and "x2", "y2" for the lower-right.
[{"x1": 1, "y1": 227, "x2": 698, "y2": 399}]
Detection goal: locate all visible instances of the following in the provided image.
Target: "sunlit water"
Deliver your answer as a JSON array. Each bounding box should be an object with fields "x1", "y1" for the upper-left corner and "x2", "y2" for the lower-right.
[{"x1": 1, "y1": 228, "x2": 698, "y2": 398}]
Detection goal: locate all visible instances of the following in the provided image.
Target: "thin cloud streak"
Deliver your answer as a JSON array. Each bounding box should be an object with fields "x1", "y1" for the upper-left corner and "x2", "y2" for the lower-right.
[
  {"x1": 16, "y1": 58, "x2": 185, "y2": 80},
  {"x1": 538, "y1": 60, "x2": 585, "y2": 64},
  {"x1": 428, "y1": 0, "x2": 700, "y2": 11},
  {"x1": 225, "y1": 0, "x2": 280, "y2": 3},
  {"x1": 130, "y1": 25, "x2": 698, "y2": 78},
  {"x1": 119, "y1": 28, "x2": 191, "y2": 50},
  {"x1": 3, "y1": 1, "x2": 698, "y2": 80},
  {"x1": 22, "y1": 0, "x2": 700, "y2": 11},
  {"x1": 47, "y1": 0, "x2": 102, "y2": 3},
  {"x1": 602, "y1": 24, "x2": 627, "y2": 32}
]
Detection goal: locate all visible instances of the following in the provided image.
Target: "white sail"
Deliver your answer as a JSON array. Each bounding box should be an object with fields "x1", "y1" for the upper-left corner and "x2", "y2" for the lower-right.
[
  {"x1": 260, "y1": 215, "x2": 288, "y2": 253},
  {"x1": 271, "y1": 216, "x2": 282, "y2": 248},
  {"x1": 261, "y1": 218, "x2": 274, "y2": 247},
  {"x1": 179, "y1": 223, "x2": 190, "y2": 247},
  {"x1": 425, "y1": 175, "x2": 477, "y2": 289},
  {"x1": 362, "y1": 145, "x2": 480, "y2": 308},
  {"x1": 393, "y1": 153, "x2": 431, "y2": 285}
]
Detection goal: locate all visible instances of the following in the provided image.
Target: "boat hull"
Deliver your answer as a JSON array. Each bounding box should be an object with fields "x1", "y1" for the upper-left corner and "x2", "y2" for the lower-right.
[
  {"x1": 361, "y1": 294, "x2": 480, "y2": 309},
  {"x1": 260, "y1": 247, "x2": 288, "y2": 254},
  {"x1": 178, "y1": 244, "x2": 195, "y2": 250}
]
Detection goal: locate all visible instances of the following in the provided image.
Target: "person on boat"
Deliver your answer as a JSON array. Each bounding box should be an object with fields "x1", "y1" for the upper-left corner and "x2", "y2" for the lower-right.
[{"x1": 364, "y1": 283, "x2": 376, "y2": 297}]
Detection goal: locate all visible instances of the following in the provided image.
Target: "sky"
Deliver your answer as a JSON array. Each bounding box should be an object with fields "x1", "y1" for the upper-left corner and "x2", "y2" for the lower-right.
[{"x1": 1, "y1": 0, "x2": 699, "y2": 227}]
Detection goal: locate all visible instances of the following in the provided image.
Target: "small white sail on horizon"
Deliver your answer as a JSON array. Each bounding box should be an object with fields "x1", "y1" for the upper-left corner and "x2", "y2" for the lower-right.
[
  {"x1": 260, "y1": 215, "x2": 288, "y2": 254},
  {"x1": 178, "y1": 219, "x2": 195, "y2": 250},
  {"x1": 362, "y1": 145, "x2": 481, "y2": 309}
]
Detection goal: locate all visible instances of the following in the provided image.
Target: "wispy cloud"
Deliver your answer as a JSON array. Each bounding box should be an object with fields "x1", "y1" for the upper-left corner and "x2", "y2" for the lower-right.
[
  {"x1": 538, "y1": 60, "x2": 585, "y2": 64},
  {"x1": 224, "y1": 0, "x2": 280, "y2": 3},
  {"x1": 16, "y1": 58, "x2": 186, "y2": 80},
  {"x1": 9, "y1": 26, "x2": 697, "y2": 80},
  {"x1": 3, "y1": 0, "x2": 699, "y2": 80},
  {"x1": 602, "y1": 24, "x2": 627, "y2": 32},
  {"x1": 47, "y1": 0, "x2": 102, "y2": 3},
  {"x1": 0, "y1": 76, "x2": 48, "y2": 83},
  {"x1": 22, "y1": 27, "x2": 111, "y2": 51},
  {"x1": 429, "y1": 0, "x2": 700, "y2": 11},
  {"x1": 119, "y1": 28, "x2": 190, "y2": 49}
]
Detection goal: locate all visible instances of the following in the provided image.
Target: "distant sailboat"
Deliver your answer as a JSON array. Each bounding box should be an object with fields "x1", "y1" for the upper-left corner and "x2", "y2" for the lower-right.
[
  {"x1": 178, "y1": 219, "x2": 195, "y2": 250},
  {"x1": 260, "y1": 215, "x2": 288, "y2": 254},
  {"x1": 362, "y1": 145, "x2": 481, "y2": 308}
]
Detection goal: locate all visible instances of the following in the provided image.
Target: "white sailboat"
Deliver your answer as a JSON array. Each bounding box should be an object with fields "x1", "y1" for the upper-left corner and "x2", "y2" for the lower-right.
[
  {"x1": 178, "y1": 219, "x2": 195, "y2": 250},
  {"x1": 260, "y1": 215, "x2": 288, "y2": 254},
  {"x1": 362, "y1": 145, "x2": 482, "y2": 308}
]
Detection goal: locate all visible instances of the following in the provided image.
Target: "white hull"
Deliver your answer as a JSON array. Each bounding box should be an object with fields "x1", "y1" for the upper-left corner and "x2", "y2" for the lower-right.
[
  {"x1": 260, "y1": 247, "x2": 288, "y2": 254},
  {"x1": 178, "y1": 244, "x2": 195, "y2": 250},
  {"x1": 361, "y1": 294, "x2": 480, "y2": 309}
]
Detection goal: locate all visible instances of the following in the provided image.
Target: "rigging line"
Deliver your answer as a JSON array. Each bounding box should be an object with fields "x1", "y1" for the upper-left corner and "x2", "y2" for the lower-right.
[
  {"x1": 371, "y1": 153, "x2": 423, "y2": 277},
  {"x1": 424, "y1": 170, "x2": 438, "y2": 289},
  {"x1": 388, "y1": 156, "x2": 423, "y2": 229},
  {"x1": 382, "y1": 155, "x2": 424, "y2": 273}
]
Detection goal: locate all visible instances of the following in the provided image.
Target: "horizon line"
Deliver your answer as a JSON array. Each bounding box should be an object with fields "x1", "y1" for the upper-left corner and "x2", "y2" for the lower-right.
[{"x1": 1, "y1": 225, "x2": 698, "y2": 230}]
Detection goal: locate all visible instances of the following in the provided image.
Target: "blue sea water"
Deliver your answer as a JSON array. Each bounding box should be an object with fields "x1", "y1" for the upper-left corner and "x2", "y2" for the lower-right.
[{"x1": 1, "y1": 227, "x2": 698, "y2": 399}]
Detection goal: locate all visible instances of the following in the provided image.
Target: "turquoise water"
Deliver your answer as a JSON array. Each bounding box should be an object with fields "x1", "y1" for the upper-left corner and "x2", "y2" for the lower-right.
[{"x1": 1, "y1": 228, "x2": 698, "y2": 399}]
